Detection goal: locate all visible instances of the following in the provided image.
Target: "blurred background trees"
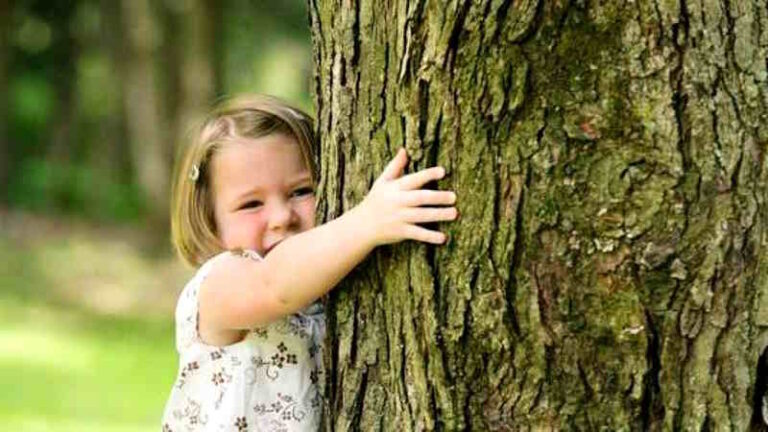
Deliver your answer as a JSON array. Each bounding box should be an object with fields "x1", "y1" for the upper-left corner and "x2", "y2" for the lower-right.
[
  {"x1": 0, "y1": 1, "x2": 312, "y2": 430},
  {"x1": 2, "y1": 0, "x2": 312, "y2": 228}
]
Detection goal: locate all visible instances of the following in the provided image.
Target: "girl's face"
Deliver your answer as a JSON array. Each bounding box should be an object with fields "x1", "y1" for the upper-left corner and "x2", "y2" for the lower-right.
[{"x1": 211, "y1": 134, "x2": 316, "y2": 257}]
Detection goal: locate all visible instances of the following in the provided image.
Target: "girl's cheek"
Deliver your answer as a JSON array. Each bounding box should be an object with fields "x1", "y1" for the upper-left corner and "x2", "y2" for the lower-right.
[
  {"x1": 243, "y1": 213, "x2": 268, "y2": 250},
  {"x1": 235, "y1": 212, "x2": 266, "y2": 236},
  {"x1": 300, "y1": 198, "x2": 317, "y2": 228},
  {"x1": 250, "y1": 212, "x2": 269, "y2": 231}
]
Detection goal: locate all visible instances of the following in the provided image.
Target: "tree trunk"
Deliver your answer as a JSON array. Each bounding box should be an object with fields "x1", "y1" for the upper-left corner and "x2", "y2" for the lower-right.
[
  {"x1": 0, "y1": 0, "x2": 10, "y2": 202},
  {"x1": 167, "y1": 0, "x2": 215, "y2": 166},
  {"x1": 44, "y1": 2, "x2": 78, "y2": 164},
  {"x1": 310, "y1": 0, "x2": 767, "y2": 430},
  {"x1": 120, "y1": 0, "x2": 169, "y2": 222},
  {"x1": 98, "y1": 0, "x2": 132, "y2": 181}
]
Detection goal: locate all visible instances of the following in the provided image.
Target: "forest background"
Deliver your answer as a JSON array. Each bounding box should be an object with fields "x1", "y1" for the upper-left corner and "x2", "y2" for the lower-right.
[{"x1": 0, "y1": 1, "x2": 312, "y2": 430}]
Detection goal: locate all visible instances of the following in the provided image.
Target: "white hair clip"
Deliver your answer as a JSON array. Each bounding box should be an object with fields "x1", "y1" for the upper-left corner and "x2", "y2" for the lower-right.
[{"x1": 189, "y1": 164, "x2": 200, "y2": 182}]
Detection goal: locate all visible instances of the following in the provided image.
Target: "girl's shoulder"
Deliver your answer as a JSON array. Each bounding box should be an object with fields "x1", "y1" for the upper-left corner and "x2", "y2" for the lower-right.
[
  {"x1": 174, "y1": 249, "x2": 264, "y2": 351},
  {"x1": 191, "y1": 248, "x2": 264, "y2": 286}
]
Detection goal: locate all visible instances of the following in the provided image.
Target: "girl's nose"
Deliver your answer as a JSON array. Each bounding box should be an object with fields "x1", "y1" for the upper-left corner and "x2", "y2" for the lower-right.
[{"x1": 267, "y1": 200, "x2": 295, "y2": 231}]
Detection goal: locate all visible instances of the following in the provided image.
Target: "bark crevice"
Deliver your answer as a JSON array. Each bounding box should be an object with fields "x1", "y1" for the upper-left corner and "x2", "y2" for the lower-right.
[{"x1": 751, "y1": 346, "x2": 768, "y2": 430}]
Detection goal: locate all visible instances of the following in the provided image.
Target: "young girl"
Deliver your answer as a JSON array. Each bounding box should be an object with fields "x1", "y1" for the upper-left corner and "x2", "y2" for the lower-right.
[{"x1": 161, "y1": 94, "x2": 458, "y2": 431}]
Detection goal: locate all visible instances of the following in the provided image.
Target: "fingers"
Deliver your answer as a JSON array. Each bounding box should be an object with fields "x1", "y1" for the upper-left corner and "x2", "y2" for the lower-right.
[
  {"x1": 403, "y1": 225, "x2": 447, "y2": 244},
  {"x1": 402, "y1": 190, "x2": 457, "y2": 207},
  {"x1": 401, "y1": 207, "x2": 458, "y2": 224},
  {"x1": 376, "y1": 148, "x2": 408, "y2": 183},
  {"x1": 397, "y1": 166, "x2": 446, "y2": 190}
]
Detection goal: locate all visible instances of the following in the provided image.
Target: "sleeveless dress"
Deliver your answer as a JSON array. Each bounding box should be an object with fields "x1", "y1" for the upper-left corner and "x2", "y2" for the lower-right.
[{"x1": 161, "y1": 250, "x2": 325, "y2": 432}]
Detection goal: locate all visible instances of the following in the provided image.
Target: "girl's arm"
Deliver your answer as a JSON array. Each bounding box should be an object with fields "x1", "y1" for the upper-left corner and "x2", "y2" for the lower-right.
[{"x1": 198, "y1": 148, "x2": 457, "y2": 343}]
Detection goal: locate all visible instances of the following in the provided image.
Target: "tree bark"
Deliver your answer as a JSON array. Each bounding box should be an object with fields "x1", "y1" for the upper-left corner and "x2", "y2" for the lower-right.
[{"x1": 310, "y1": 0, "x2": 768, "y2": 430}]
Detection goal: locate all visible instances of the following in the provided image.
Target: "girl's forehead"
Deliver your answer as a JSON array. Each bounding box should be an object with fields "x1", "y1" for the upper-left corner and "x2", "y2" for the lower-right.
[
  {"x1": 216, "y1": 135, "x2": 304, "y2": 167},
  {"x1": 211, "y1": 136, "x2": 311, "y2": 195}
]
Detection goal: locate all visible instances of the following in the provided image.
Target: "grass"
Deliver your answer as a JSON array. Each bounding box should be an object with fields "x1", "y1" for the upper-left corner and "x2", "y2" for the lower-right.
[{"x1": 0, "y1": 210, "x2": 192, "y2": 431}]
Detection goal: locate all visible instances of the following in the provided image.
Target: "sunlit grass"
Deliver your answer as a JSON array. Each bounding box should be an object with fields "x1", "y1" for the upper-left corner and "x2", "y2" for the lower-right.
[
  {"x1": 1, "y1": 417, "x2": 157, "y2": 432},
  {"x1": 0, "y1": 300, "x2": 178, "y2": 429},
  {"x1": 0, "y1": 211, "x2": 189, "y2": 431}
]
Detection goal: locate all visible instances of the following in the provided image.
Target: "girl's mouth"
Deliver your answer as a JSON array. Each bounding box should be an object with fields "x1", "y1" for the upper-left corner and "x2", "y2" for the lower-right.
[{"x1": 264, "y1": 239, "x2": 285, "y2": 255}]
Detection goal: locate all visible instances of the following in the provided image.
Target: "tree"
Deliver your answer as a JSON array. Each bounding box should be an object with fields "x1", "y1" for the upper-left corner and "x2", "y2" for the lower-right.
[
  {"x1": 0, "y1": 0, "x2": 10, "y2": 199},
  {"x1": 119, "y1": 0, "x2": 170, "y2": 222},
  {"x1": 309, "y1": 0, "x2": 768, "y2": 429},
  {"x1": 164, "y1": 0, "x2": 216, "y2": 208}
]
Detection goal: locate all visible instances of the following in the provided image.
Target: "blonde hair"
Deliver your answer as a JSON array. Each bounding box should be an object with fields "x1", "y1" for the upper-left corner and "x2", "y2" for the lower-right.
[{"x1": 170, "y1": 94, "x2": 318, "y2": 267}]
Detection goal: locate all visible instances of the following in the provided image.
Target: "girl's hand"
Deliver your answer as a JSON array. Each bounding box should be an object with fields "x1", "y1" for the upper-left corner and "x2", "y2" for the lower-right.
[{"x1": 354, "y1": 147, "x2": 458, "y2": 246}]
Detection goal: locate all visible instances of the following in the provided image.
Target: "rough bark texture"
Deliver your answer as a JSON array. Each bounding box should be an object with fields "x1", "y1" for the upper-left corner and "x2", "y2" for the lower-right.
[{"x1": 309, "y1": 0, "x2": 768, "y2": 429}]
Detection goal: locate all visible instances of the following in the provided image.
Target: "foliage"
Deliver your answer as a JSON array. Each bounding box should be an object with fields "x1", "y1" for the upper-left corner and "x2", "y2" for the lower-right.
[
  {"x1": 7, "y1": 158, "x2": 145, "y2": 221},
  {"x1": 2, "y1": 0, "x2": 312, "y2": 224}
]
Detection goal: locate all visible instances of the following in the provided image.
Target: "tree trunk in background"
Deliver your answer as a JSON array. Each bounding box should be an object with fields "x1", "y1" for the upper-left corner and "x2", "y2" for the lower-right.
[
  {"x1": 120, "y1": 0, "x2": 169, "y2": 222},
  {"x1": 44, "y1": 3, "x2": 77, "y2": 163},
  {"x1": 0, "y1": 0, "x2": 10, "y2": 202},
  {"x1": 310, "y1": 0, "x2": 767, "y2": 429},
  {"x1": 168, "y1": 0, "x2": 215, "y2": 163},
  {"x1": 99, "y1": 0, "x2": 132, "y2": 181}
]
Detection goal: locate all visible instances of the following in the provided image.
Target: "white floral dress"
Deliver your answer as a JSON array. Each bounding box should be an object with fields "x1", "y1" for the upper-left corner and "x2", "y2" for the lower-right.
[{"x1": 161, "y1": 250, "x2": 325, "y2": 432}]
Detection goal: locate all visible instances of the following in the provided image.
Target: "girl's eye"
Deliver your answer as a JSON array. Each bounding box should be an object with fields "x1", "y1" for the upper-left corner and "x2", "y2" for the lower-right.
[
  {"x1": 240, "y1": 200, "x2": 263, "y2": 210},
  {"x1": 291, "y1": 187, "x2": 314, "y2": 198}
]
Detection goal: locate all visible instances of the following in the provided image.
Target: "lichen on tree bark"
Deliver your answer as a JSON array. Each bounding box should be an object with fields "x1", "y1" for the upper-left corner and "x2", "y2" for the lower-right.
[{"x1": 310, "y1": 0, "x2": 768, "y2": 430}]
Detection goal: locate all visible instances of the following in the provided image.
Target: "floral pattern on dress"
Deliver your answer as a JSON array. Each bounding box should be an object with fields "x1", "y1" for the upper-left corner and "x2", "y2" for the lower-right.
[
  {"x1": 252, "y1": 327, "x2": 269, "y2": 339},
  {"x1": 253, "y1": 392, "x2": 307, "y2": 423},
  {"x1": 170, "y1": 398, "x2": 209, "y2": 429},
  {"x1": 286, "y1": 316, "x2": 312, "y2": 338},
  {"x1": 161, "y1": 250, "x2": 325, "y2": 432},
  {"x1": 234, "y1": 416, "x2": 248, "y2": 431},
  {"x1": 247, "y1": 340, "x2": 300, "y2": 382}
]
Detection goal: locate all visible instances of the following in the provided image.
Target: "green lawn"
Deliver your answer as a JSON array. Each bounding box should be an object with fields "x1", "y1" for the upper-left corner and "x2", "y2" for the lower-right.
[{"x1": 0, "y1": 211, "x2": 190, "y2": 431}]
